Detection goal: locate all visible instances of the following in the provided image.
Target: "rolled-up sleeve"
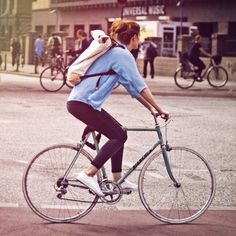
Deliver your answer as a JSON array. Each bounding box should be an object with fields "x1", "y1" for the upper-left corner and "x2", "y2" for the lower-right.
[{"x1": 111, "y1": 48, "x2": 147, "y2": 98}]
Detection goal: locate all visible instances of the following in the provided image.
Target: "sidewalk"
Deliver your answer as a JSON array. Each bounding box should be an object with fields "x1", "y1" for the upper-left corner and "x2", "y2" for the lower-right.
[{"x1": 1, "y1": 63, "x2": 236, "y2": 98}]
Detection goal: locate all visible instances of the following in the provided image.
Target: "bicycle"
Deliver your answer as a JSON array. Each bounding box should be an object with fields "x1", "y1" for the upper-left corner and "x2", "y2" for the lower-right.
[
  {"x1": 40, "y1": 53, "x2": 74, "y2": 92},
  {"x1": 174, "y1": 52, "x2": 228, "y2": 89},
  {"x1": 39, "y1": 51, "x2": 120, "y2": 92},
  {"x1": 22, "y1": 115, "x2": 216, "y2": 224}
]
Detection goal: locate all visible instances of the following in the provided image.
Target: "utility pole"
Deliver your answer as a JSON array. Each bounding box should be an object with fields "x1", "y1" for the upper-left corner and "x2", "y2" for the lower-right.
[
  {"x1": 176, "y1": 0, "x2": 185, "y2": 36},
  {"x1": 117, "y1": 0, "x2": 127, "y2": 19}
]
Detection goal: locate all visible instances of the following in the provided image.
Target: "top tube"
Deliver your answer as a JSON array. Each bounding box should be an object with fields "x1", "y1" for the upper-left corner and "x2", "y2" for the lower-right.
[{"x1": 124, "y1": 115, "x2": 160, "y2": 132}]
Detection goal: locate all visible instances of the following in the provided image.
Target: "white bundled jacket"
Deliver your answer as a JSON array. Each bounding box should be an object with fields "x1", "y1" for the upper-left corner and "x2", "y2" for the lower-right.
[{"x1": 67, "y1": 30, "x2": 112, "y2": 83}]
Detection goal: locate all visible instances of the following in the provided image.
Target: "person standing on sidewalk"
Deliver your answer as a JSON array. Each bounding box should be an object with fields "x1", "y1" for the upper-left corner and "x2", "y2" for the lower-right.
[
  {"x1": 141, "y1": 38, "x2": 158, "y2": 79},
  {"x1": 11, "y1": 38, "x2": 21, "y2": 71},
  {"x1": 0, "y1": 51, "x2": 2, "y2": 70},
  {"x1": 34, "y1": 35, "x2": 45, "y2": 74},
  {"x1": 67, "y1": 19, "x2": 169, "y2": 197}
]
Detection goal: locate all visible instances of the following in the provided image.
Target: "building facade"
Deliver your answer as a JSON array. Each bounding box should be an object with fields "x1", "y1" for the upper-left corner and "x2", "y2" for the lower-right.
[
  {"x1": 31, "y1": 0, "x2": 236, "y2": 57},
  {"x1": 0, "y1": 0, "x2": 34, "y2": 50}
]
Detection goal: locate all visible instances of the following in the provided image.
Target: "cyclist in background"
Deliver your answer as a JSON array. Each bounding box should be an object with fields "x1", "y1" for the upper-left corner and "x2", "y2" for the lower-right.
[
  {"x1": 188, "y1": 34, "x2": 211, "y2": 82},
  {"x1": 48, "y1": 32, "x2": 62, "y2": 58}
]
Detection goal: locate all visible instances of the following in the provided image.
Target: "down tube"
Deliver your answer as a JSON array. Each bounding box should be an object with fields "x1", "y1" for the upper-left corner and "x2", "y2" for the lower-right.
[{"x1": 119, "y1": 140, "x2": 162, "y2": 183}]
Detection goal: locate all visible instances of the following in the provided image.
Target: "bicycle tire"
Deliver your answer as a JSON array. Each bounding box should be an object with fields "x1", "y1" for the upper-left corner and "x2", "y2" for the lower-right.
[
  {"x1": 207, "y1": 66, "x2": 228, "y2": 88},
  {"x1": 22, "y1": 144, "x2": 100, "y2": 223},
  {"x1": 138, "y1": 147, "x2": 216, "y2": 224},
  {"x1": 40, "y1": 66, "x2": 65, "y2": 92},
  {"x1": 64, "y1": 66, "x2": 74, "y2": 89},
  {"x1": 174, "y1": 67, "x2": 195, "y2": 89}
]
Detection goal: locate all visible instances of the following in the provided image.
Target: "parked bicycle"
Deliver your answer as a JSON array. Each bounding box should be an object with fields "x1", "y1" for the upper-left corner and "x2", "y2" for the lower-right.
[
  {"x1": 40, "y1": 52, "x2": 75, "y2": 92},
  {"x1": 174, "y1": 52, "x2": 228, "y2": 89},
  {"x1": 22, "y1": 115, "x2": 216, "y2": 224}
]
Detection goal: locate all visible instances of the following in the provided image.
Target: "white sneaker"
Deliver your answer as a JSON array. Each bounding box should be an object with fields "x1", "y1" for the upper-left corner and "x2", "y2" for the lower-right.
[
  {"x1": 121, "y1": 180, "x2": 138, "y2": 191},
  {"x1": 77, "y1": 171, "x2": 104, "y2": 197}
]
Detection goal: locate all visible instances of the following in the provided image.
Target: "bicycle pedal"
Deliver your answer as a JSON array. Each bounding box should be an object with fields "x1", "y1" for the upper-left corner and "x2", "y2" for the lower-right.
[{"x1": 121, "y1": 189, "x2": 133, "y2": 195}]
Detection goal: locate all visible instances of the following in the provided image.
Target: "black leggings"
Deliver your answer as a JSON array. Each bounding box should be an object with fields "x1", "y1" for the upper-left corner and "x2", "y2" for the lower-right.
[
  {"x1": 143, "y1": 59, "x2": 154, "y2": 78},
  {"x1": 189, "y1": 58, "x2": 206, "y2": 77},
  {"x1": 67, "y1": 101, "x2": 127, "y2": 172}
]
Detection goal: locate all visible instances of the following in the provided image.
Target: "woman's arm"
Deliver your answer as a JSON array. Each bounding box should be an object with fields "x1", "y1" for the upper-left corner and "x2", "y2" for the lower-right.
[
  {"x1": 137, "y1": 87, "x2": 169, "y2": 120},
  {"x1": 200, "y1": 47, "x2": 211, "y2": 57}
]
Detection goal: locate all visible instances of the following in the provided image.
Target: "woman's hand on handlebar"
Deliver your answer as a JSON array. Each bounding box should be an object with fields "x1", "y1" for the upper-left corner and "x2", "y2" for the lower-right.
[{"x1": 151, "y1": 108, "x2": 170, "y2": 121}]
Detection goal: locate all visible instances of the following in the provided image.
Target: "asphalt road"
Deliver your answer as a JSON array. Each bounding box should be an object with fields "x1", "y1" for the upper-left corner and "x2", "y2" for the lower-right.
[{"x1": 0, "y1": 73, "x2": 236, "y2": 235}]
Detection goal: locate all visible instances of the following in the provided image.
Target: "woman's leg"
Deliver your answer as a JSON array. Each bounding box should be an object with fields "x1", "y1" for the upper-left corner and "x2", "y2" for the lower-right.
[
  {"x1": 150, "y1": 59, "x2": 154, "y2": 78},
  {"x1": 143, "y1": 59, "x2": 148, "y2": 78},
  {"x1": 67, "y1": 101, "x2": 127, "y2": 174}
]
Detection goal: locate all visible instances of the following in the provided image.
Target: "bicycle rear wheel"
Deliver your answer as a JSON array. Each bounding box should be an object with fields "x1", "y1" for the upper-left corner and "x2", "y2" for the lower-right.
[
  {"x1": 139, "y1": 147, "x2": 216, "y2": 224},
  {"x1": 207, "y1": 66, "x2": 228, "y2": 88},
  {"x1": 22, "y1": 144, "x2": 100, "y2": 223},
  {"x1": 40, "y1": 66, "x2": 65, "y2": 92},
  {"x1": 174, "y1": 67, "x2": 195, "y2": 89}
]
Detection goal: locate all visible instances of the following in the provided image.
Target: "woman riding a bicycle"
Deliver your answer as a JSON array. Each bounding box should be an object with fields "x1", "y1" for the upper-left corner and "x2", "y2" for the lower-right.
[{"x1": 67, "y1": 19, "x2": 169, "y2": 197}]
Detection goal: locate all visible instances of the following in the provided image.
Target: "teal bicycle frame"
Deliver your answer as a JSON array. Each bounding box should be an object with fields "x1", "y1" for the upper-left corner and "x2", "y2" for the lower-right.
[{"x1": 88, "y1": 116, "x2": 180, "y2": 187}]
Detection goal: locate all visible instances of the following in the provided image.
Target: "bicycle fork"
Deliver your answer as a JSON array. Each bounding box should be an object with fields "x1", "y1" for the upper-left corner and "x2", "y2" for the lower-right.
[
  {"x1": 154, "y1": 117, "x2": 181, "y2": 188},
  {"x1": 161, "y1": 145, "x2": 181, "y2": 188}
]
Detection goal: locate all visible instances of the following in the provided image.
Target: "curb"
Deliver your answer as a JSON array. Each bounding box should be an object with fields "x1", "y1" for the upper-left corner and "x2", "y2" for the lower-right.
[{"x1": 1, "y1": 68, "x2": 236, "y2": 99}]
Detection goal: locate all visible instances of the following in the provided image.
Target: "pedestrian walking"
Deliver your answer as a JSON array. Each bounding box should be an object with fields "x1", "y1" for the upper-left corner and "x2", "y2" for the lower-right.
[
  {"x1": 130, "y1": 45, "x2": 140, "y2": 60},
  {"x1": 75, "y1": 29, "x2": 90, "y2": 56},
  {"x1": 68, "y1": 29, "x2": 90, "y2": 65},
  {"x1": 11, "y1": 38, "x2": 21, "y2": 71},
  {"x1": 34, "y1": 35, "x2": 44, "y2": 73},
  {"x1": 0, "y1": 51, "x2": 2, "y2": 70},
  {"x1": 141, "y1": 38, "x2": 158, "y2": 79}
]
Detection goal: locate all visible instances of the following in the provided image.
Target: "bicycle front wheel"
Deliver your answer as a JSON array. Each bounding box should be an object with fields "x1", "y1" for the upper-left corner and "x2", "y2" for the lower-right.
[
  {"x1": 207, "y1": 66, "x2": 228, "y2": 88},
  {"x1": 139, "y1": 147, "x2": 216, "y2": 224},
  {"x1": 22, "y1": 144, "x2": 100, "y2": 223},
  {"x1": 40, "y1": 66, "x2": 65, "y2": 92},
  {"x1": 174, "y1": 67, "x2": 195, "y2": 89},
  {"x1": 64, "y1": 66, "x2": 74, "y2": 89}
]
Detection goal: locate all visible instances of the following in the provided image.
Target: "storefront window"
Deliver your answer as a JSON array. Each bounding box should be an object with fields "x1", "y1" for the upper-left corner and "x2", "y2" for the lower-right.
[{"x1": 228, "y1": 22, "x2": 236, "y2": 36}]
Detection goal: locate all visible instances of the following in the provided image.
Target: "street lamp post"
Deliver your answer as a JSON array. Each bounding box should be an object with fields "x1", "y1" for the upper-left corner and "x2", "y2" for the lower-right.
[
  {"x1": 50, "y1": 8, "x2": 59, "y2": 32},
  {"x1": 176, "y1": 0, "x2": 184, "y2": 36},
  {"x1": 117, "y1": 0, "x2": 127, "y2": 19}
]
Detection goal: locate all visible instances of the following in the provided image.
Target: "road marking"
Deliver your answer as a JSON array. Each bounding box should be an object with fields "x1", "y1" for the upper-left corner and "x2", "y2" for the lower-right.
[
  {"x1": 0, "y1": 203, "x2": 19, "y2": 208},
  {"x1": 0, "y1": 202, "x2": 235, "y2": 211},
  {"x1": 116, "y1": 206, "x2": 144, "y2": 211},
  {"x1": 15, "y1": 160, "x2": 28, "y2": 164},
  {"x1": 210, "y1": 206, "x2": 236, "y2": 211},
  {"x1": 0, "y1": 120, "x2": 21, "y2": 124},
  {"x1": 40, "y1": 204, "x2": 83, "y2": 210}
]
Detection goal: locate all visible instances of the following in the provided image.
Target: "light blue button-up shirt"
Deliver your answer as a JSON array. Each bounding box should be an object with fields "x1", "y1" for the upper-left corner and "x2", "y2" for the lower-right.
[{"x1": 68, "y1": 45, "x2": 147, "y2": 111}]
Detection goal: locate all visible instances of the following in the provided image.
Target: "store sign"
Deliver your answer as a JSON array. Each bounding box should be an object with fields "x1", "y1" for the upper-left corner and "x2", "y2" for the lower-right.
[{"x1": 122, "y1": 5, "x2": 165, "y2": 17}]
